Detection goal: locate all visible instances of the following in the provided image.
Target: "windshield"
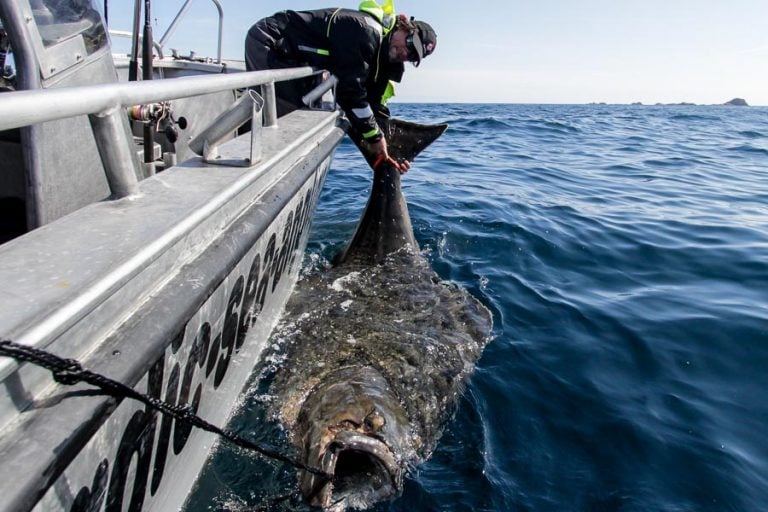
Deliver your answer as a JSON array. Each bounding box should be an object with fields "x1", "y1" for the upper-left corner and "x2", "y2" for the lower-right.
[{"x1": 31, "y1": 0, "x2": 107, "y2": 55}]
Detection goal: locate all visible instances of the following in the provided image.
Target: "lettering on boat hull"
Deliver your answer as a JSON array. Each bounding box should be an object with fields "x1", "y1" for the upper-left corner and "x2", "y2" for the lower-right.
[{"x1": 34, "y1": 160, "x2": 329, "y2": 512}]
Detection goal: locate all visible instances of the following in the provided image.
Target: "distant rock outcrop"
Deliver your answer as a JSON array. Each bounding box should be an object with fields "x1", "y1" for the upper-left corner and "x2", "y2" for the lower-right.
[{"x1": 724, "y1": 98, "x2": 748, "y2": 106}]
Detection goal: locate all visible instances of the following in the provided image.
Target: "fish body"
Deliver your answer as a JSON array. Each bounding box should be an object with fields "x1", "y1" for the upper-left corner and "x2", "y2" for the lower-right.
[{"x1": 263, "y1": 119, "x2": 493, "y2": 510}]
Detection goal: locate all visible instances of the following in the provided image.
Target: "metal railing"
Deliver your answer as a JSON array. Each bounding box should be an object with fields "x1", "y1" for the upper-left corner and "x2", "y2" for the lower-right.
[
  {"x1": 0, "y1": 67, "x2": 315, "y2": 131},
  {"x1": 109, "y1": 29, "x2": 164, "y2": 60},
  {"x1": 158, "y1": 0, "x2": 224, "y2": 65},
  {"x1": 0, "y1": 67, "x2": 318, "y2": 197}
]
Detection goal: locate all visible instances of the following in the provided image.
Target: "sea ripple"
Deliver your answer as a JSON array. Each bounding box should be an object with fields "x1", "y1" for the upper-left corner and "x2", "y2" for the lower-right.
[{"x1": 185, "y1": 104, "x2": 768, "y2": 512}]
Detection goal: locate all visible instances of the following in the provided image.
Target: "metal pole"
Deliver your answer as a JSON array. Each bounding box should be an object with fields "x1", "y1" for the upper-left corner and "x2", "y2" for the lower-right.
[
  {"x1": 158, "y1": 0, "x2": 195, "y2": 49},
  {"x1": 142, "y1": 0, "x2": 153, "y2": 83},
  {"x1": 158, "y1": 0, "x2": 224, "y2": 64},
  {"x1": 262, "y1": 82, "x2": 278, "y2": 127},
  {"x1": 302, "y1": 75, "x2": 338, "y2": 108},
  {"x1": 89, "y1": 108, "x2": 141, "y2": 198},
  {"x1": 249, "y1": 91, "x2": 264, "y2": 164},
  {"x1": 108, "y1": 30, "x2": 164, "y2": 60},
  {"x1": 129, "y1": 0, "x2": 141, "y2": 81},
  {"x1": 211, "y1": 0, "x2": 223, "y2": 64},
  {"x1": 142, "y1": 0, "x2": 155, "y2": 172}
]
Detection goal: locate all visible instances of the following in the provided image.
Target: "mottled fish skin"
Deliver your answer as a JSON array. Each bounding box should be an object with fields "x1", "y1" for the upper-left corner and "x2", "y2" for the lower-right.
[
  {"x1": 265, "y1": 248, "x2": 492, "y2": 509},
  {"x1": 274, "y1": 249, "x2": 492, "y2": 448},
  {"x1": 259, "y1": 119, "x2": 492, "y2": 510}
]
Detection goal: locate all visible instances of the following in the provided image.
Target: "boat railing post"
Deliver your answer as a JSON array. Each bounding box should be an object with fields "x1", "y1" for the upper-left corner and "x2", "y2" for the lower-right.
[
  {"x1": 262, "y1": 81, "x2": 278, "y2": 128},
  {"x1": 88, "y1": 107, "x2": 141, "y2": 198},
  {"x1": 211, "y1": 0, "x2": 224, "y2": 64},
  {"x1": 302, "y1": 74, "x2": 339, "y2": 110}
]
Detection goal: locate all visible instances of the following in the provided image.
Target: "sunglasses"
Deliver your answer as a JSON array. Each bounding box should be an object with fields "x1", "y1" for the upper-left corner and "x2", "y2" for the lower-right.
[{"x1": 405, "y1": 31, "x2": 422, "y2": 66}]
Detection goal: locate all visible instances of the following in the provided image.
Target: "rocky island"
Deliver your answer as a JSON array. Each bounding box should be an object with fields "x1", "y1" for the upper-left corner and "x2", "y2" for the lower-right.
[{"x1": 623, "y1": 98, "x2": 751, "y2": 107}]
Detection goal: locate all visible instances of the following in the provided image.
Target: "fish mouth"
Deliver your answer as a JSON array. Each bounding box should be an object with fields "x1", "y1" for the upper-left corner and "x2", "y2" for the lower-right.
[{"x1": 307, "y1": 430, "x2": 401, "y2": 510}]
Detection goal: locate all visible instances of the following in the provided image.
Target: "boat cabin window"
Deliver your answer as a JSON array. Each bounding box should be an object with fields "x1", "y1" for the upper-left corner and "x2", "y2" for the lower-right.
[
  {"x1": 0, "y1": 21, "x2": 15, "y2": 91},
  {"x1": 0, "y1": 21, "x2": 24, "y2": 244},
  {"x1": 31, "y1": 0, "x2": 107, "y2": 56}
]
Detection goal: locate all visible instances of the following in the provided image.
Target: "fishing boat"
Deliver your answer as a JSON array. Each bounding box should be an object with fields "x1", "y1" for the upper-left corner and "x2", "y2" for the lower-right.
[{"x1": 0, "y1": 0, "x2": 345, "y2": 510}]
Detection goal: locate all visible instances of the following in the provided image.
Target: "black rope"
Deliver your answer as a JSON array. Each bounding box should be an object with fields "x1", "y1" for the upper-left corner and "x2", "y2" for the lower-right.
[{"x1": 0, "y1": 339, "x2": 331, "y2": 481}]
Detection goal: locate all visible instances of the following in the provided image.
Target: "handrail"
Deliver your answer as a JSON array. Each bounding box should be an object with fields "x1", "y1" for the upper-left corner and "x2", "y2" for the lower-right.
[
  {"x1": 211, "y1": 0, "x2": 223, "y2": 64},
  {"x1": 0, "y1": 67, "x2": 316, "y2": 131},
  {"x1": 158, "y1": 0, "x2": 224, "y2": 64},
  {"x1": 109, "y1": 29, "x2": 164, "y2": 60}
]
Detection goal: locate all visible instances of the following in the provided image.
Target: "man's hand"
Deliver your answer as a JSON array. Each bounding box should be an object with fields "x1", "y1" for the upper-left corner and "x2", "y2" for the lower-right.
[{"x1": 369, "y1": 137, "x2": 411, "y2": 173}]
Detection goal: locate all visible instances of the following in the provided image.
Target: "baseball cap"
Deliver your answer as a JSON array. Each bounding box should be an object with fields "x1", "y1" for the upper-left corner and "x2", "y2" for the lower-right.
[{"x1": 406, "y1": 19, "x2": 436, "y2": 67}]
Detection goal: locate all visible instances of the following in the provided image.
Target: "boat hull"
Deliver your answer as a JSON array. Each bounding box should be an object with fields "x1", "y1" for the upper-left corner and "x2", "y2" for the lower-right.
[{"x1": 0, "y1": 111, "x2": 345, "y2": 512}]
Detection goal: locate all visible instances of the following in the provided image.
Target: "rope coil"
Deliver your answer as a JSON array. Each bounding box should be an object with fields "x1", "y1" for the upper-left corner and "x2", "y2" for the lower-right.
[{"x1": 0, "y1": 339, "x2": 331, "y2": 480}]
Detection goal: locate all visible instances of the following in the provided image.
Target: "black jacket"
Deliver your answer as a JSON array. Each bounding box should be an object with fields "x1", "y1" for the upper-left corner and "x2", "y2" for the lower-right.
[{"x1": 256, "y1": 8, "x2": 404, "y2": 141}]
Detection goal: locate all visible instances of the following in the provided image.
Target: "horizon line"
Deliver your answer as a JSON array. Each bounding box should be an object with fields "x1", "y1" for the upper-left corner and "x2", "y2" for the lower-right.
[{"x1": 389, "y1": 101, "x2": 768, "y2": 107}]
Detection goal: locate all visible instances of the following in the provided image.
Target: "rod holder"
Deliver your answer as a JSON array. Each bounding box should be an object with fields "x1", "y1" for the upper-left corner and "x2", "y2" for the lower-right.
[
  {"x1": 89, "y1": 108, "x2": 141, "y2": 198},
  {"x1": 189, "y1": 90, "x2": 264, "y2": 165},
  {"x1": 249, "y1": 90, "x2": 264, "y2": 164}
]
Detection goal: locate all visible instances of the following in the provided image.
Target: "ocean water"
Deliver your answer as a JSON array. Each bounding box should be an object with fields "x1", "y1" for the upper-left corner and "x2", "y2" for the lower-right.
[{"x1": 185, "y1": 104, "x2": 768, "y2": 512}]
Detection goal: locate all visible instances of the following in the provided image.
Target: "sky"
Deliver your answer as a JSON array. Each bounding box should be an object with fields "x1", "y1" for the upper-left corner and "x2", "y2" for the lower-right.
[{"x1": 108, "y1": 0, "x2": 768, "y2": 105}]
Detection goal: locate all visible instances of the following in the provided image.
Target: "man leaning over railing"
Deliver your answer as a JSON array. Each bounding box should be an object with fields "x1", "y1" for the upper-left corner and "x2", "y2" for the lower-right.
[{"x1": 244, "y1": 1, "x2": 436, "y2": 173}]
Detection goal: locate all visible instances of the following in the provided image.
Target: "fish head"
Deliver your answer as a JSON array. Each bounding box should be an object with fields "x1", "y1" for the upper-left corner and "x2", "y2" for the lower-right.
[{"x1": 295, "y1": 366, "x2": 412, "y2": 510}]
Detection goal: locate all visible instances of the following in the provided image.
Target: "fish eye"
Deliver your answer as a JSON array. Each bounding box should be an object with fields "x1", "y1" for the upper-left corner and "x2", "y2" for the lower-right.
[{"x1": 364, "y1": 410, "x2": 385, "y2": 431}]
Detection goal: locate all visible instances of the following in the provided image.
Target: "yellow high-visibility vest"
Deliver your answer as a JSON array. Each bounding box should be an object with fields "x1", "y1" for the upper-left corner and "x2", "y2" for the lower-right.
[{"x1": 358, "y1": 0, "x2": 396, "y2": 35}]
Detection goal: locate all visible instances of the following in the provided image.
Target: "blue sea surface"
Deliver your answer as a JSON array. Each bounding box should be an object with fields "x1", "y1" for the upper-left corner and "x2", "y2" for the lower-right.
[{"x1": 185, "y1": 104, "x2": 768, "y2": 511}]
